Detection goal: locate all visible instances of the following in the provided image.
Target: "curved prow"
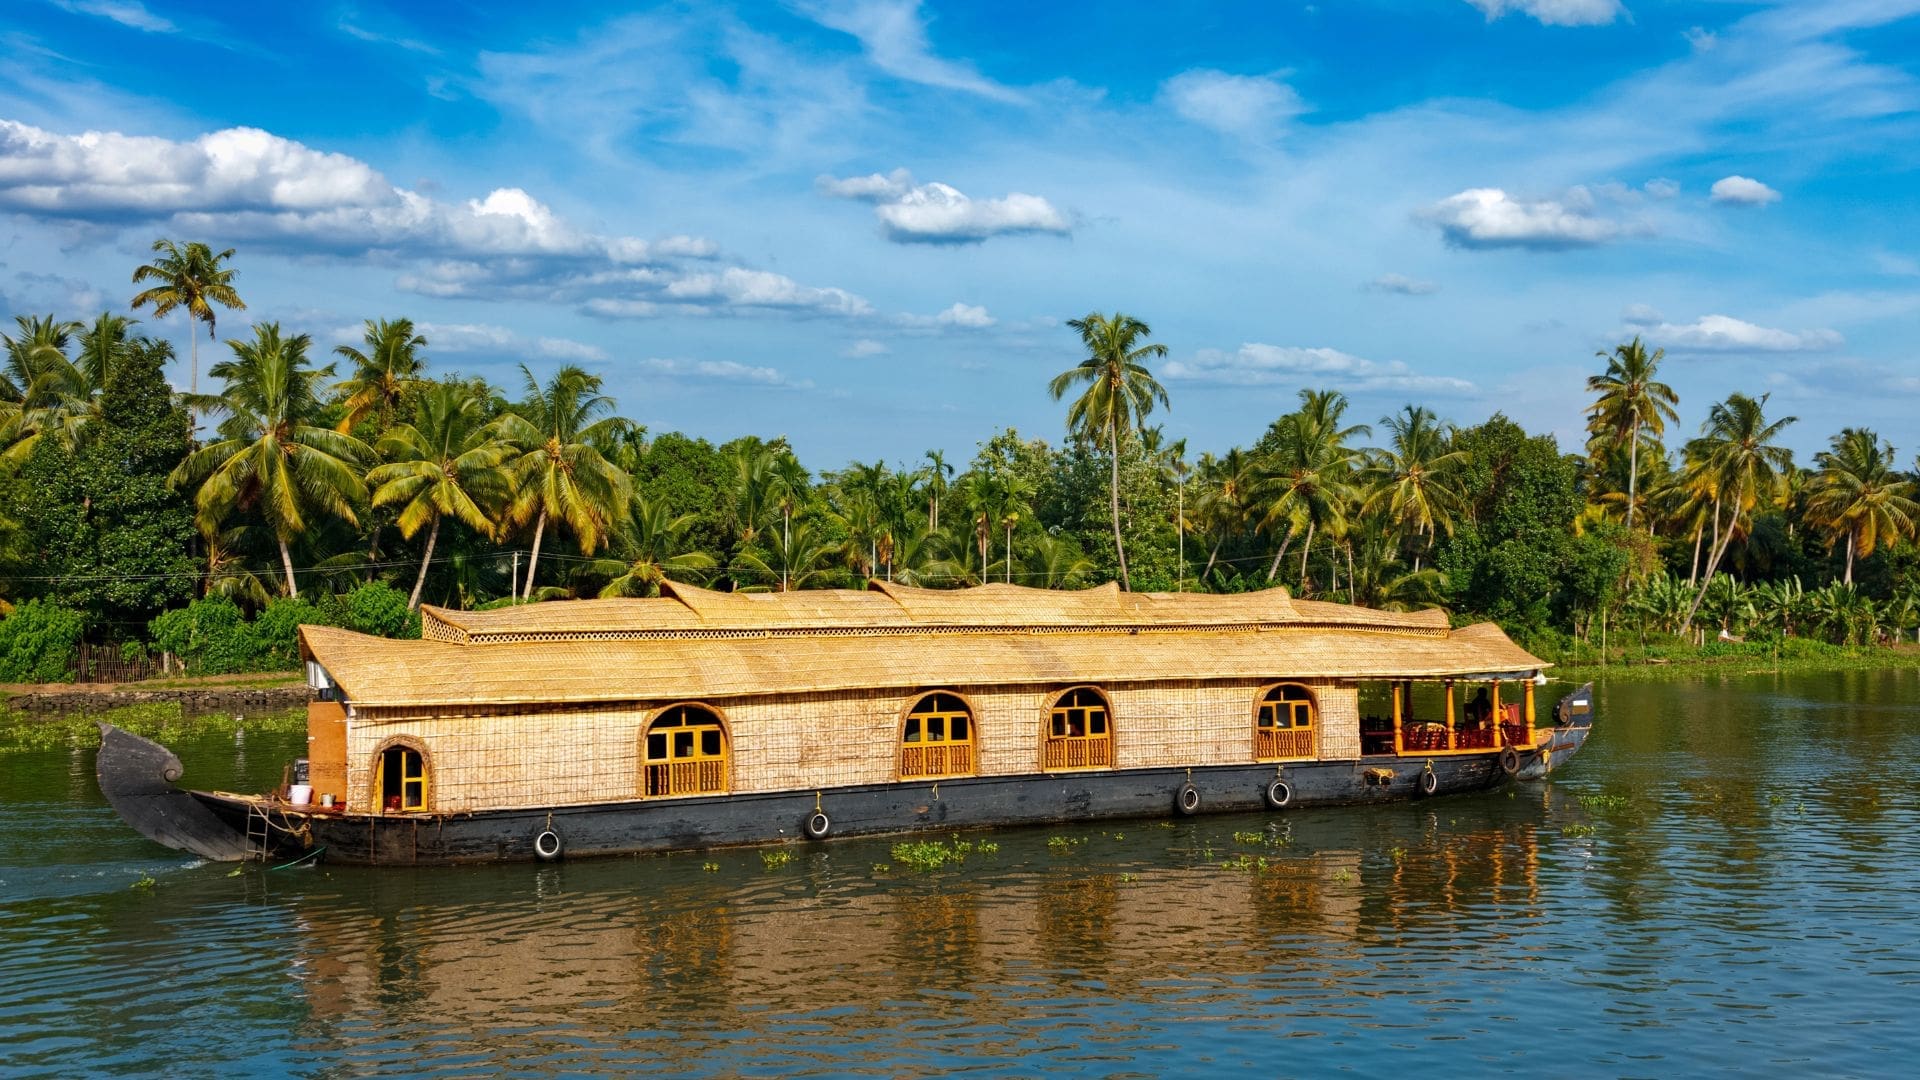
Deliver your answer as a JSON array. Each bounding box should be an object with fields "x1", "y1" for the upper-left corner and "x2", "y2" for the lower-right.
[
  {"x1": 95, "y1": 723, "x2": 250, "y2": 862},
  {"x1": 1555, "y1": 682, "x2": 1596, "y2": 728},
  {"x1": 1513, "y1": 682, "x2": 1596, "y2": 781}
]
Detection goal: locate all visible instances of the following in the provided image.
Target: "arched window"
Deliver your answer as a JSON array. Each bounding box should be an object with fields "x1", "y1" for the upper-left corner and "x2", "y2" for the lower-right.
[
  {"x1": 900, "y1": 692, "x2": 976, "y2": 779},
  {"x1": 1255, "y1": 683, "x2": 1316, "y2": 761},
  {"x1": 374, "y1": 741, "x2": 429, "y2": 813},
  {"x1": 1045, "y1": 687, "x2": 1114, "y2": 771},
  {"x1": 642, "y1": 704, "x2": 730, "y2": 797}
]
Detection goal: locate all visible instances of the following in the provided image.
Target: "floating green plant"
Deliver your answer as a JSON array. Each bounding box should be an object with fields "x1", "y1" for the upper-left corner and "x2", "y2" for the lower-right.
[
  {"x1": 1578, "y1": 793, "x2": 1631, "y2": 811},
  {"x1": 760, "y1": 850, "x2": 793, "y2": 870},
  {"x1": 701, "y1": 861, "x2": 720, "y2": 872},
  {"x1": 1046, "y1": 836, "x2": 1084, "y2": 854},
  {"x1": 1563, "y1": 823, "x2": 1597, "y2": 838},
  {"x1": 889, "y1": 837, "x2": 996, "y2": 872}
]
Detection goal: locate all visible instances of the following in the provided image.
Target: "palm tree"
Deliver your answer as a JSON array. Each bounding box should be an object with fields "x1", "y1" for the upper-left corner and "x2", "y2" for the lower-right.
[
  {"x1": 170, "y1": 323, "x2": 370, "y2": 598},
  {"x1": 1192, "y1": 448, "x2": 1258, "y2": 581},
  {"x1": 767, "y1": 450, "x2": 810, "y2": 588},
  {"x1": 732, "y1": 520, "x2": 835, "y2": 592},
  {"x1": 1, "y1": 313, "x2": 125, "y2": 461},
  {"x1": 992, "y1": 468, "x2": 1034, "y2": 583},
  {"x1": 589, "y1": 491, "x2": 718, "y2": 597},
  {"x1": 367, "y1": 383, "x2": 515, "y2": 609},
  {"x1": 491, "y1": 365, "x2": 633, "y2": 600},
  {"x1": 1049, "y1": 312, "x2": 1170, "y2": 591},
  {"x1": 334, "y1": 318, "x2": 429, "y2": 433},
  {"x1": 728, "y1": 444, "x2": 776, "y2": 549},
  {"x1": 130, "y1": 239, "x2": 245, "y2": 396},
  {"x1": 1019, "y1": 532, "x2": 1095, "y2": 589},
  {"x1": 924, "y1": 449, "x2": 952, "y2": 531},
  {"x1": 1683, "y1": 393, "x2": 1797, "y2": 628},
  {"x1": 1255, "y1": 389, "x2": 1368, "y2": 590},
  {"x1": 1806, "y1": 428, "x2": 1917, "y2": 584},
  {"x1": 1, "y1": 314, "x2": 80, "y2": 403},
  {"x1": 1363, "y1": 405, "x2": 1466, "y2": 571},
  {"x1": 1586, "y1": 337, "x2": 1679, "y2": 532}
]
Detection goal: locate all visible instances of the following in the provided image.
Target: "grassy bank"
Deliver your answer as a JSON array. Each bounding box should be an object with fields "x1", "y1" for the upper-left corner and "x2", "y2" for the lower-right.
[
  {"x1": 1549, "y1": 636, "x2": 1920, "y2": 681},
  {"x1": 0, "y1": 701, "x2": 305, "y2": 756}
]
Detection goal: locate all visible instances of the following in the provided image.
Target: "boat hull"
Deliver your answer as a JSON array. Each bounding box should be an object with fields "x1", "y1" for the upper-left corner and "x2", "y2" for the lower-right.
[{"x1": 203, "y1": 754, "x2": 1522, "y2": 866}]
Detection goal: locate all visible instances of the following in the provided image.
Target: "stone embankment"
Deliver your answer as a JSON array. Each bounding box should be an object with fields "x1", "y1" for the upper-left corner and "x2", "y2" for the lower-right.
[{"x1": 3, "y1": 685, "x2": 311, "y2": 716}]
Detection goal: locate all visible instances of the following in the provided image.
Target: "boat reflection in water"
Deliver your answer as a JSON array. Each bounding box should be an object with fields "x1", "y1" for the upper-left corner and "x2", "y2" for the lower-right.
[{"x1": 284, "y1": 806, "x2": 1555, "y2": 1062}]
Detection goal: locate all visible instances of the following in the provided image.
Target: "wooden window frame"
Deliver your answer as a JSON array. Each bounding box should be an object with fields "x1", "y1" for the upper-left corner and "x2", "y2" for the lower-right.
[
  {"x1": 1254, "y1": 682, "x2": 1317, "y2": 761},
  {"x1": 898, "y1": 690, "x2": 978, "y2": 780},
  {"x1": 1043, "y1": 686, "x2": 1115, "y2": 772},
  {"x1": 370, "y1": 737, "x2": 431, "y2": 814},
  {"x1": 640, "y1": 702, "x2": 732, "y2": 798}
]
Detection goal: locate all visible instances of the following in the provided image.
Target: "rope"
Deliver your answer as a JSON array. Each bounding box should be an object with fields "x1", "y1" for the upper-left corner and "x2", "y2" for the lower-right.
[{"x1": 269, "y1": 847, "x2": 325, "y2": 871}]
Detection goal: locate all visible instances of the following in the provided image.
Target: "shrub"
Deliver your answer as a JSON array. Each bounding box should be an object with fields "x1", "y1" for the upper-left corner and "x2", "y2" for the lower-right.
[
  {"x1": 149, "y1": 596, "x2": 261, "y2": 675},
  {"x1": 254, "y1": 598, "x2": 329, "y2": 667},
  {"x1": 0, "y1": 600, "x2": 86, "y2": 683},
  {"x1": 339, "y1": 582, "x2": 420, "y2": 639}
]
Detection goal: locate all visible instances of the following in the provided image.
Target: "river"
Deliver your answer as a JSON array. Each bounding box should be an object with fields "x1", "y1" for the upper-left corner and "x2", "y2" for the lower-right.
[{"x1": 3, "y1": 670, "x2": 1917, "y2": 1076}]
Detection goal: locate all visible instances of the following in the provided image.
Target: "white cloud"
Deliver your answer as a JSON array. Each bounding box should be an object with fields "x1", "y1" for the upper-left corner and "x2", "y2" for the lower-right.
[
  {"x1": 1465, "y1": 1, "x2": 1623, "y2": 27},
  {"x1": 662, "y1": 268, "x2": 872, "y2": 315},
  {"x1": 571, "y1": 267, "x2": 873, "y2": 319},
  {"x1": 1420, "y1": 187, "x2": 1626, "y2": 249},
  {"x1": 1710, "y1": 175, "x2": 1781, "y2": 205},
  {"x1": 416, "y1": 322, "x2": 609, "y2": 363},
  {"x1": 1643, "y1": 177, "x2": 1680, "y2": 198},
  {"x1": 844, "y1": 338, "x2": 889, "y2": 357},
  {"x1": 636, "y1": 356, "x2": 810, "y2": 388},
  {"x1": 1160, "y1": 70, "x2": 1305, "y2": 139},
  {"x1": 1368, "y1": 273, "x2": 1439, "y2": 296},
  {"x1": 935, "y1": 302, "x2": 994, "y2": 327},
  {"x1": 818, "y1": 168, "x2": 1069, "y2": 244},
  {"x1": 1164, "y1": 343, "x2": 1476, "y2": 393},
  {"x1": 1620, "y1": 303, "x2": 1665, "y2": 325},
  {"x1": 0, "y1": 120, "x2": 711, "y2": 265},
  {"x1": 1638, "y1": 313, "x2": 1841, "y2": 352},
  {"x1": 791, "y1": 1, "x2": 1022, "y2": 103},
  {"x1": 51, "y1": 1, "x2": 175, "y2": 34}
]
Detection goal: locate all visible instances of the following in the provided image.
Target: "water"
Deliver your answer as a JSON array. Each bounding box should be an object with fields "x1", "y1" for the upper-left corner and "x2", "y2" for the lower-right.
[{"x1": 3, "y1": 671, "x2": 1918, "y2": 1076}]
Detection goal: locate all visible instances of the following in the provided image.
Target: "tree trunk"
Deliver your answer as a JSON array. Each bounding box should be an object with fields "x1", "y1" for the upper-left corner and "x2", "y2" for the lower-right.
[
  {"x1": 1109, "y1": 421, "x2": 1130, "y2": 591},
  {"x1": 409, "y1": 516, "x2": 440, "y2": 610},
  {"x1": 1203, "y1": 537, "x2": 1222, "y2": 581},
  {"x1": 522, "y1": 511, "x2": 548, "y2": 600},
  {"x1": 1626, "y1": 421, "x2": 1639, "y2": 532},
  {"x1": 1176, "y1": 480, "x2": 1185, "y2": 593},
  {"x1": 1298, "y1": 520, "x2": 1316, "y2": 591},
  {"x1": 783, "y1": 509, "x2": 791, "y2": 592},
  {"x1": 279, "y1": 536, "x2": 298, "y2": 599},
  {"x1": 1684, "y1": 504, "x2": 1738, "y2": 628},
  {"x1": 366, "y1": 524, "x2": 383, "y2": 583},
  {"x1": 1844, "y1": 532, "x2": 1855, "y2": 585},
  {"x1": 1688, "y1": 518, "x2": 1705, "y2": 585},
  {"x1": 1004, "y1": 523, "x2": 1012, "y2": 584},
  {"x1": 1267, "y1": 530, "x2": 1294, "y2": 582}
]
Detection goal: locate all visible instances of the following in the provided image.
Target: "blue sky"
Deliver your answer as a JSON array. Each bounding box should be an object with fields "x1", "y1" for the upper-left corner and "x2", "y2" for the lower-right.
[{"x1": 2, "y1": 0, "x2": 1916, "y2": 466}]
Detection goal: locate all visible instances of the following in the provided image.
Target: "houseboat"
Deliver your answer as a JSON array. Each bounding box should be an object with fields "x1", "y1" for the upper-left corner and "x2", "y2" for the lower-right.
[{"x1": 96, "y1": 581, "x2": 1595, "y2": 866}]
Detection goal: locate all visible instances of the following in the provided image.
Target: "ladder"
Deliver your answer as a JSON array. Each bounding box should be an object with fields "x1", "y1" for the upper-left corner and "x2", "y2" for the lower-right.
[{"x1": 244, "y1": 802, "x2": 272, "y2": 862}]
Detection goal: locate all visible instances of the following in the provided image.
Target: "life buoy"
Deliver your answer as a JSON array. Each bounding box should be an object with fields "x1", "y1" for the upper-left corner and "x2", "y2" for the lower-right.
[
  {"x1": 1419, "y1": 769, "x2": 1439, "y2": 796},
  {"x1": 1500, "y1": 747, "x2": 1521, "y2": 775},
  {"x1": 533, "y1": 828, "x2": 564, "y2": 861},
  {"x1": 1176, "y1": 782, "x2": 1201, "y2": 815},
  {"x1": 1265, "y1": 779, "x2": 1293, "y2": 809},
  {"x1": 804, "y1": 810, "x2": 831, "y2": 839}
]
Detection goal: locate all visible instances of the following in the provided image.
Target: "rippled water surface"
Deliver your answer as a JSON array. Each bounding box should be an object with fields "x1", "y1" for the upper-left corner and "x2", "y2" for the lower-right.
[{"x1": 4, "y1": 671, "x2": 1919, "y2": 1076}]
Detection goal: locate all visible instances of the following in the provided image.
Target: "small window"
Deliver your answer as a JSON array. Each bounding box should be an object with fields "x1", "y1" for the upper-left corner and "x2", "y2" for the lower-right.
[
  {"x1": 376, "y1": 743, "x2": 428, "y2": 813},
  {"x1": 1045, "y1": 687, "x2": 1114, "y2": 771},
  {"x1": 900, "y1": 692, "x2": 975, "y2": 779},
  {"x1": 642, "y1": 705, "x2": 730, "y2": 797},
  {"x1": 1255, "y1": 684, "x2": 1316, "y2": 761}
]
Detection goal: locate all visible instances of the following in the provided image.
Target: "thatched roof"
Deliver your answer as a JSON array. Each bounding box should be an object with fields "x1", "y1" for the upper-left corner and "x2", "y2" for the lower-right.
[
  {"x1": 418, "y1": 581, "x2": 1447, "y2": 644},
  {"x1": 307, "y1": 585, "x2": 1545, "y2": 709}
]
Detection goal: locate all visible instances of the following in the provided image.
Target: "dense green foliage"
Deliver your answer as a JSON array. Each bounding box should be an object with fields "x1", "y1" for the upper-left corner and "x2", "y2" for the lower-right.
[
  {"x1": 1, "y1": 243, "x2": 1917, "y2": 682},
  {"x1": 0, "y1": 599, "x2": 85, "y2": 682}
]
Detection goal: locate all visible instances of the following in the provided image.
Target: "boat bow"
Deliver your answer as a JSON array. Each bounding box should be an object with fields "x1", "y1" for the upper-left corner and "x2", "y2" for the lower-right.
[{"x1": 94, "y1": 723, "x2": 250, "y2": 862}]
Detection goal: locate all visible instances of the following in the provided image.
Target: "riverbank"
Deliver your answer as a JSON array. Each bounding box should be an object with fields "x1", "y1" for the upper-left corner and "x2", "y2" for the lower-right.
[
  {"x1": 1, "y1": 671, "x2": 306, "y2": 717},
  {"x1": 1550, "y1": 639, "x2": 1920, "y2": 681}
]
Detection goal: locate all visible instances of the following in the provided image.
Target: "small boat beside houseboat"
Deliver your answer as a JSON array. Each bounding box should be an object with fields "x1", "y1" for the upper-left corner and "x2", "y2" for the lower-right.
[{"x1": 96, "y1": 582, "x2": 1594, "y2": 866}]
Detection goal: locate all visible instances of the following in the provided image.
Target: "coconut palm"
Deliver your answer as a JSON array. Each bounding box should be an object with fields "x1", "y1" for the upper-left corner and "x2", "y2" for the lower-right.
[
  {"x1": 1255, "y1": 390, "x2": 1369, "y2": 591},
  {"x1": 171, "y1": 323, "x2": 370, "y2": 598},
  {"x1": 334, "y1": 318, "x2": 429, "y2": 433},
  {"x1": 1019, "y1": 532, "x2": 1096, "y2": 589},
  {"x1": 1, "y1": 313, "x2": 128, "y2": 461},
  {"x1": 728, "y1": 444, "x2": 776, "y2": 548},
  {"x1": 367, "y1": 383, "x2": 515, "y2": 609},
  {"x1": 924, "y1": 449, "x2": 952, "y2": 531},
  {"x1": 1806, "y1": 428, "x2": 1917, "y2": 584},
  {"x1": 1683, "y1": 393, "x2": 1796, "y2": 628},
  {"x1": 1192, "y1": 448, "x2": 1258, "y2": 581},
  {"x1": 1363, "y1": 404, "x2": 1466, "y2": 571},
  {"x1": 732, "y1": 520, "x2": 835, "y2": 592},
  {"x1": 1, "y1": 314, "x2": 80, "y2": 403},
  {"x1": 491, "y1": 365, "x2": 633, "y2": 600},
  {"x1": 130, "y1": 239, "x2": 245, "y2": 397},
  {"x1": 587, "y1": 491, "x2": 718, "y2": 597},
  {"x1": 1049, "y1": 312, "x2": 1170, "y2": 591},
  {"x1": 1586, "y1": 337, "x2": 1679, "y2": 532},
  {"x1": 767, "y1": 450, "x2": 810, "y2": 588}
]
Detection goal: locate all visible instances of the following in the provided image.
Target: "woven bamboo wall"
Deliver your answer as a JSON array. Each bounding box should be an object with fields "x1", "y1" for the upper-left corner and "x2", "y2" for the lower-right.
[{"x1": 347, "y1": 677, "x2": 1368, "y2": 813}]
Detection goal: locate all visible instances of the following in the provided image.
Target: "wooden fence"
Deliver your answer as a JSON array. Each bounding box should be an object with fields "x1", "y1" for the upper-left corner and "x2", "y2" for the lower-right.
[{"x1": 70, "y1": 643, "x2": 166, "y2": 684}]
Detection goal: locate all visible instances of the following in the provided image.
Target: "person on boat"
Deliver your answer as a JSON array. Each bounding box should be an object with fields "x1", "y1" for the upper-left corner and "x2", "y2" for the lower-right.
[{"x1": 1465, "y1": 687, "x2": 1492, "y2": 727}]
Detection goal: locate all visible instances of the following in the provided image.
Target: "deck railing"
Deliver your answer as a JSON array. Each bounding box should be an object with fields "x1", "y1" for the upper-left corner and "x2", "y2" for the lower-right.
[
  {"x1": 901, "y1": 743, "x2": 973, "y2": 778},
  {"x1": 645, "y1": 759, "x2": 727, "y2": 797},
  {"x1": 1044, "y1": 736, "x2": 1113, "y2": 770},
  {"x1": 1254, "y1": 728, "x2": 1314, "y2": 760}
]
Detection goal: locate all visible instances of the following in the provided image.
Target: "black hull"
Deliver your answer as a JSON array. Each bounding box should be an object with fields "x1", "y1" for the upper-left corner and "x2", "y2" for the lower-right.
[{"x1": 206, "y1": 754, "x2": 1516, "y2": 866}]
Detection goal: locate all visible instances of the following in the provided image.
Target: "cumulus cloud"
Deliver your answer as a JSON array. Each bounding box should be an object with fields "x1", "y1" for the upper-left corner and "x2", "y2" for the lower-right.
[
  {"x1": 574, "y1": 267, "x2": 873, "y2": 319},
  {"x1": 415, "y1": 322, "x2": 609, "y2": 363},
  {"x1": 1634, "y1": 313, "x2": 1841, "y2": 352},
  {"x1": 1643, "y1": 178, "x2": 1680, "y2": 198},
  {"x1": 935, "y1": 302, "x2": 993, "y2": 327},
  {"x1": 1420, "y1": 187, "x2": 1626, "y2": 249},
  {"x1": 1368, "y1": 273, "x2": 1439, "y2": 296},
  {"x1": 1465, "y1": 1, "x2": 1623, "y2": 27},
  {"x1": 1163, "y1": 343, "x2": 1476, "y2": 393},
  {"x1": 792, "y1": 1, "x2": 1022, "y2": 103},
  {"x1": 1160, "y1": 69, "x2": 1305, "y2": 139},
  {"x1": 1710, "y1": 175, "x2": 1781, "y2": 205},
  {"x1": 818, "y1": 167, "x2": 1069, "y2": 244},
  {"x1": 844, "y1": 338, "x2": 889, "y2": 357},
  {"x1": 636, "y1": 356, "x2": 810, "y2": 389}
]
